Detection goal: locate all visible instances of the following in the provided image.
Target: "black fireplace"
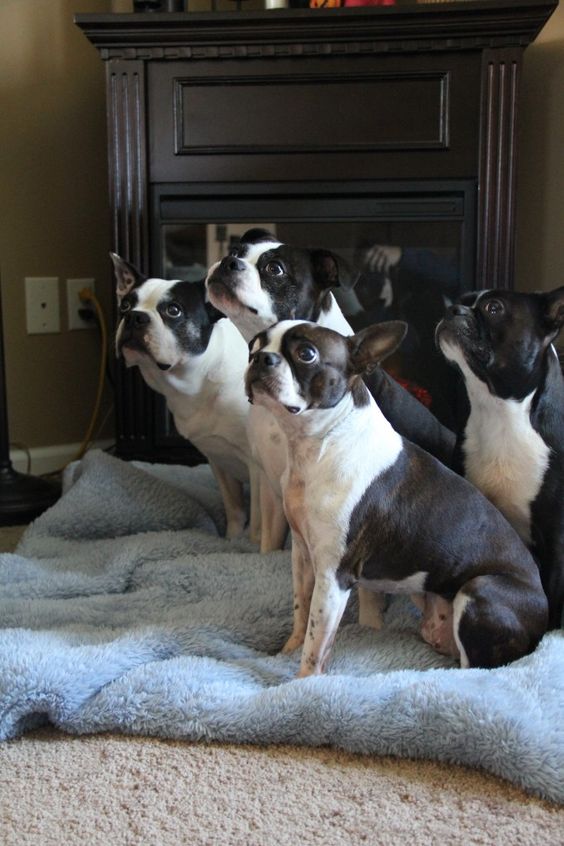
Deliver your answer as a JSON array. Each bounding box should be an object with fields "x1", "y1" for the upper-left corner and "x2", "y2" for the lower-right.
[
  {"x1": 76, "y1": 1, "x2": 556, "y2": 463},
  {"x1": 153, "y1": 179, "x2": 475, "y2": 431}
]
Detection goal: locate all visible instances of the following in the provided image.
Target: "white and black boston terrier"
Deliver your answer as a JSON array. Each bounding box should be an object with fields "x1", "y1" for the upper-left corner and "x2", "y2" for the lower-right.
[
  {"x1": 245, "y1": 320, "x2": 547, "y2": 676},
  {"x1": 206, "y1": 228, "x2": 455, "y2": 553},
  {"x1": 111, "y1": 253, "x2": 260, "y2": 541},
  {"x1": 206, "y1": 228, "x2": 455, "y2": 467},
  {"x1": 437, "y1": 286, "x2": 564, "y2": 629}
]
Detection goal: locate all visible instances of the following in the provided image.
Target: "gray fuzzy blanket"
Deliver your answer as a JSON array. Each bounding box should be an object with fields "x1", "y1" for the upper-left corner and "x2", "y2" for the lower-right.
[{"x1": 1, "y1": 450, "x2": 563, "y2": 803}]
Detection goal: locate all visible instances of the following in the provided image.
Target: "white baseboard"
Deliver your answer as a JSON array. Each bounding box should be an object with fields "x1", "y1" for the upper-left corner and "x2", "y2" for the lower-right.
[{"x1": 10, "y1": 440, "x2": 114, "y2": 476}]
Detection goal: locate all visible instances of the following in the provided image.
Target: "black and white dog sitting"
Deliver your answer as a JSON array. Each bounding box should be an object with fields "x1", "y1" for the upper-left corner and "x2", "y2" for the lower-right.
[
  {"x1": 206, "y1": 229, "x2": 455, "y2": 553},
  {"x1": 111, "y1": 253, "x2": 259, "y2": 541},
  {"x1": 206, "y1": 228, "x2": 455, "y2": 467},
  {"x1": 246, "y1": 320, "x2": 547, "y2": 676},
  {"x1": 437, "y1": 286, "x2": 564, "y2": 629}
]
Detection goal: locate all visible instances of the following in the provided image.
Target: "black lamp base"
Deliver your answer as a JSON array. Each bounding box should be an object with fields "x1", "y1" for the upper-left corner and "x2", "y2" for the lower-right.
[{"x1": 0, "y1": 464, "x2": 61, "y2": 526}]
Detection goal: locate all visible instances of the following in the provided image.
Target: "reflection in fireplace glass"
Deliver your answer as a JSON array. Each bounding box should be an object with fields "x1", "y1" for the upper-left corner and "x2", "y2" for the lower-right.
[{"x1": 161, "y1": 220, "x2": 462, "y2": 429}]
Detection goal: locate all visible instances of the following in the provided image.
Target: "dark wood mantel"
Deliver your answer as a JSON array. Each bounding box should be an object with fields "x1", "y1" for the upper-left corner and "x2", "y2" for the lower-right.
[
  {"x1": 77, "y1": 1, "x2": 555, "y2": 56},
  {"x1": 76, "y1": 0, "x2": 557, "y2": 462}
]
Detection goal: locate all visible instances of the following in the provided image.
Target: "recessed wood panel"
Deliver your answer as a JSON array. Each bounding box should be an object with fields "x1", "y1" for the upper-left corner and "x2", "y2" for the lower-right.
[{"x1": 173, "y1": 72, "x2": 449, "y2": 155}]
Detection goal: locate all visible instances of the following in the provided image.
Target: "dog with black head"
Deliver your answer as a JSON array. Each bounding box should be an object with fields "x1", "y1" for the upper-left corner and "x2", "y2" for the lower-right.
[
  {"x1": 206, "y1": 229, "x2": 455, "y2": 554},
  {"x1": 437, "y1": 286, "x2": 564, "y2": 628},
  {"x1": 207, "y1": 228, "x2": 455, "y2": 465}
]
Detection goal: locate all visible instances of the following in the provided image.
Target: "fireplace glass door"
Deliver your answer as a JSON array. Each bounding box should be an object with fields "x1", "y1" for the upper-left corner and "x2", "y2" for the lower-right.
[{"x1": 152, "y1": 180, "x2": 476, "y2": 436}]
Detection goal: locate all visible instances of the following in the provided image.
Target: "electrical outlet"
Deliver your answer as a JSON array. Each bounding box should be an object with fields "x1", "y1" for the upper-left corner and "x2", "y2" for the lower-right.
[
  {"x1": 67, "y1": 278, "x2": 96, "y2": 330},
  {"x1": 25, "y1": 277, "x2": 60, "y2": 334}
]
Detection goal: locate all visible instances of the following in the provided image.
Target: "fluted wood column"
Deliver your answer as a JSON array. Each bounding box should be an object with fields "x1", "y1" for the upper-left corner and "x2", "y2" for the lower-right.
[{"x1": 477, "y1": 48, "x2": 522, "y2": 290}]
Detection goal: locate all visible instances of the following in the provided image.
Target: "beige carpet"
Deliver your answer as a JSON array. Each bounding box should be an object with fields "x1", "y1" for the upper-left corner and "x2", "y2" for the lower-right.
[{"x1": 2, "y1": 525, "x2": 563, "y2": 845}]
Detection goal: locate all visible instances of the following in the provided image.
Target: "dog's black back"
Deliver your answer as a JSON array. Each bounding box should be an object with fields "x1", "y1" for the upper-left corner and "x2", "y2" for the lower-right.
[{"x1": 530, "y1": 349, "x2": 564, "y2": 622}]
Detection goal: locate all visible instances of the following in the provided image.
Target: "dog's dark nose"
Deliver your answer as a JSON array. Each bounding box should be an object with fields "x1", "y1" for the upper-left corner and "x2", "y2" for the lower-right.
[
  {"x1": 449, "y1": 304, "x2": 472, "y2": 318},
  {"x1": 256, "y1": 351, "x2": 281, "y2": 368},
  {"x1": 124, "y1": 310, "x2": 150, "y2": 328},
  {"x1": 220, "y1": 256, "x2": 246, "y2": 274}
]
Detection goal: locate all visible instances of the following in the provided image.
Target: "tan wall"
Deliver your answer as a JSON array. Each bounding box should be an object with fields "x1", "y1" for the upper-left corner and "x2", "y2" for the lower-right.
[
  {"x1": 0, "y1": 0, "x2": 114, "y2": 450},
  {"x1": 516, "y1": 2, "x2": 564, "y2": 299}
]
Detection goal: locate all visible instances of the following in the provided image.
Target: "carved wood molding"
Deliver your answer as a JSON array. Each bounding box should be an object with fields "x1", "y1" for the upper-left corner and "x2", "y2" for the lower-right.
[
  {"x1": 107, "y1": 61, "x2": 149, "y2": 268},
  {"x1": 477, "y1": 48, "x2": 521, "y2": 289},
  {"x1": 76, "y1": 1, "x2": 557, "y2": 62},
  {"x1": 107, "y1": 61, "x2": 153, "y2": 449}
]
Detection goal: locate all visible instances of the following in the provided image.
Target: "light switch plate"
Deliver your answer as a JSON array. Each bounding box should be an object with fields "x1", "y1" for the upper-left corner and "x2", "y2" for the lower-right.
[{"x1": 25, "y1": 277, "x2": 60, "y2": 334}]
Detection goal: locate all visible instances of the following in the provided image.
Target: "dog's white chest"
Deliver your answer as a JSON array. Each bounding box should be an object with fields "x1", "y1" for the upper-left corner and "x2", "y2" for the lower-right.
[
  {"x1": 464, "y1": 388, "x2": 551, "y2": 544},
  {"x1": 247, "y1": 406, "x2": 287, "y2": 495},
  {"x1": 284, "y1": 453, "x2": 353, "y2": 559},
  {"x1": 283, "y1": 403, "x2": 403, "y2": 561}
]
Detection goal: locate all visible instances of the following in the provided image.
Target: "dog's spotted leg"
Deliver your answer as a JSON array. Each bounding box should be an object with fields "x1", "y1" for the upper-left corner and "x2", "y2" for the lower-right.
[
  {"x1": 297, "y1": 571, "x2": 351, "y2": 677},
  {"x1": 210, "y1": 462, "x2": 246, "y2": 539},
  {"x1": 282, "y1": 534, "x2": 314, "y2": 654},
  {"x1": 358, "y1": 586, "x2": 386, "y2": 630}
]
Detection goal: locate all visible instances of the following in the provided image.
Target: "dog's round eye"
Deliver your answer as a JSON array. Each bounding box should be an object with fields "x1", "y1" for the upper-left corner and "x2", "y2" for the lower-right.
[
  {"x1": 120, "y1": 300, "x2": 132, "y2": 314},
  {"x1": 266, "y1": 261, "x2": 284, "y2": 276},
  {"x1": 297, "y1": 345, "x2": 318, "y2": 364},
  {"x1": 484, "y1": 299, "x2": 504, "y2": 316},
  {"x1": 166, "y1": 303, "x2": 182, "y2": 319}
]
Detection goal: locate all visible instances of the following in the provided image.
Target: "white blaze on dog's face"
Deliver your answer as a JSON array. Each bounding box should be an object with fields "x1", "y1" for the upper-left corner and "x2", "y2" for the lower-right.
[
  {"x1": 206, "y1": 233, "x2": 282, "y2": 341},
  {"x1": 205, "y1": 229, "x2": 357, "y2": 342},
  {"x1": 246, "y1": 321, "x2": 311, "y2": 416},
  {"x1": 111, "y1": 253, "x2": 220, "y2": 372}
]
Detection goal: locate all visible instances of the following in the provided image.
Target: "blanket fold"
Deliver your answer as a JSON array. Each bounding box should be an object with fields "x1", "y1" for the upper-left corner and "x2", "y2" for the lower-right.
[{"x1": 1, "y1": 450, "x2": 563, "y2": 803}]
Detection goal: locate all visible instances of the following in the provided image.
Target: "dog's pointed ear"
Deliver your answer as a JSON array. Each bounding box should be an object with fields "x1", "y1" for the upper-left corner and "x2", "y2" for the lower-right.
[
  {"x1": 110, "y1": 253, "x2": 145, "y2": 299},
  {"x1": 347, "y1": 321, "x2": 408, "y2": 374},
  {"x1": 544, "y1": 286, "x2": 564, "y2": 333},
  {"x1": 239, "y1": 228, "x2": 278, "y2": 245},
  {"x1": 311, "y1": 249, "x2": 358, "y2": 291}
]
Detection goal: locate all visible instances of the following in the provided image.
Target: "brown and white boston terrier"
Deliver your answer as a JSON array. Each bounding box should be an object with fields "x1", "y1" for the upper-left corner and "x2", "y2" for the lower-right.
[{"x1": 246, "y1": 320, "x2": 548, "y2": 676}]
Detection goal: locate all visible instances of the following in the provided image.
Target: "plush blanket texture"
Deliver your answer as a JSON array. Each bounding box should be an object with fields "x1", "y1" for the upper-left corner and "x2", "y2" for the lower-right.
[{"x1": 1, "y1": 450, "x2": 563, "y2": 803}]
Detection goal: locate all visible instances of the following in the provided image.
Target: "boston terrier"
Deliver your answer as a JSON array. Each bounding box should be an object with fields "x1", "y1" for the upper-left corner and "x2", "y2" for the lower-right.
[
  {"x1": 206, "y1": 229, "x2": 455, "y2": 553},
  {"x1": 206, "y1": 228, "x2": 455, "y2": 467},
  {"x1": 436, "y1": 287, "x2": 564, "y2": 629},
  {"x1": 111, "y1": 253, "x2": 260, "y2": 541},
  {"x1": 245, "y1": 320, "x2": 547, "y2": 676}
]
